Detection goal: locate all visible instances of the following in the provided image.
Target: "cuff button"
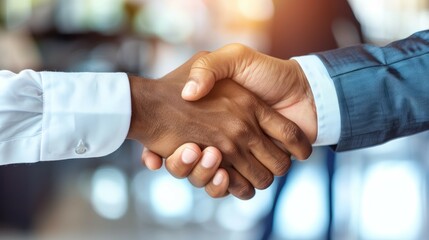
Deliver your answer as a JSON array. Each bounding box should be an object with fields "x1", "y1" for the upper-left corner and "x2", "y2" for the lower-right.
[{"x1": 75, "y1": 140, "x2": 88, "y2": 154}]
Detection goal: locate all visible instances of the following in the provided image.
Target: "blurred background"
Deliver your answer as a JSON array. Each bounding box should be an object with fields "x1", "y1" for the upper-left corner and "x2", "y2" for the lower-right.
[{"x1": 1, "y1": 0, "x2": 429, "y2": 239}]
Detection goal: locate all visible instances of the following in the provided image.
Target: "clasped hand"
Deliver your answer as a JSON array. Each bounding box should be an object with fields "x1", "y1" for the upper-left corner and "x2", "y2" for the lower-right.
[{"x1": 128, "y1": 50, "x2": 314, "y2": 199}]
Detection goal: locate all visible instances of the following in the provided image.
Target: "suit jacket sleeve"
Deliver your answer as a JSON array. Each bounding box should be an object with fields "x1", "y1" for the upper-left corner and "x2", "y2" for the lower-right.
[{"x1": 315, "y1": 30, "x2": 429, "y2": 151}]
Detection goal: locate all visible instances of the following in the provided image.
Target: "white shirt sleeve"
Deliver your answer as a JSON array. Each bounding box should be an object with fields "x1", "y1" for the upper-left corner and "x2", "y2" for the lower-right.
[
  {"x1": 292, "y1": 55, "x2": 341, "y2": 146},
  {"x1": 0, "y1": 70, "x2": 131, "y2": 165}
]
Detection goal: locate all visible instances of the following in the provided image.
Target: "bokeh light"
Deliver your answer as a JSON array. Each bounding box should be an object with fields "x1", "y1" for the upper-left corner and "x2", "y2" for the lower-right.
[
  {"x1": 91, "y1": 166, "x2": 128, "y2": 220},
  {"x1": 216, "y1": 187, "x2": 274, "y2": 232},
  {"x1": 359, "y1": 161, "x2": 423, "y2": 239},
  {"x1": 273, "y1": 165, "x2": 328, "y2": 239},
  {"x1": 149, "y1": 172, "x2": 194, "y2": 225}
]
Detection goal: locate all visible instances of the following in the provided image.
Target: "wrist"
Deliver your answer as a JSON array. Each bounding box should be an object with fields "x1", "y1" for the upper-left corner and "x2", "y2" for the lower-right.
[
  {"x1": 291, "y1": 55, "x2": 341, "y2": 146},
  {"x1": 127, "y1": 75, "x2": 156, "y2": 142},
  {"x1": 289, "y1": 60, "x2": 318, "y2": 143},
  {"x1": 292, "y1": 60, "x2": 316, "y2": 115}
]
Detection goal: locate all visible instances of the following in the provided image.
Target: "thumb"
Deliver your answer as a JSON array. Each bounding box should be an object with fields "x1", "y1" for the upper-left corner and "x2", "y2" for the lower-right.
[
  {"x1": 182, "y1": 44, "x2": 250, "y2": 101},
  {"x1": 181, "y1": 55, "x2": 224, "y2": 101},
  {"x1": 181, "y1": 75, "x2": 214, "y2": 102}
]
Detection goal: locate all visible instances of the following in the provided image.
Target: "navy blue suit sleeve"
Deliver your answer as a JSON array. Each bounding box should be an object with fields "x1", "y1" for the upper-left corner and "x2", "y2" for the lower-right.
[{"x1": 316, "y1": 30, "x2": 429, "y2": 151}]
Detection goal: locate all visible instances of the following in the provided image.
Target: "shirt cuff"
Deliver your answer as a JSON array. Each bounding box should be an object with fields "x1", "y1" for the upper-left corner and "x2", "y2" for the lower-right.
[
  {"x1": 40, "y1": 72, "x2": 131, "y2": 161},
  {"x1": 292, "y1": 55, "x2": 341, "y2": 146}
]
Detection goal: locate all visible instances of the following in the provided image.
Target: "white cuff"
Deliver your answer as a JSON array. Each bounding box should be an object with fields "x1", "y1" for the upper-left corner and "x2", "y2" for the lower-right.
[
  {"x1": 292, "y1": 55, "x2": 341, "y2": 146},
  {"x1": 40, "y1": 72, "x2": 131, "y2": 161}
]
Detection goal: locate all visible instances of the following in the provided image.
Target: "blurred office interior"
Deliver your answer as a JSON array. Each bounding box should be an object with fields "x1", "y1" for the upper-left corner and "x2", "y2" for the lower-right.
[{"x1": 0, "y1": 0, "x2": 429, "y2": 239}]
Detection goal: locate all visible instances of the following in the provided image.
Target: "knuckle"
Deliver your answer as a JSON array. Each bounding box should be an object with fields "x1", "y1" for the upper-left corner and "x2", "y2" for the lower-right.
[
  {"x1": 248, "y1": 136, "x2": 262, "y2": 149},
  {"x1": 226, "y1": 43, "x2": 248, "y2": 55},
  {"x1": 237, "y1": 161, "x2": 273, "y2": 190},
  {"x1": 219, "y1": 140, "x2": 238, "y2": 156},
  {"x1": 188, "y1": 171, "x2": 208, "y2": 188},
  {"x1": 258, "y1": 106, "x2": 274, "y2": 126},
  {"x1": 205, "y1": 186, "x2": 224, "y2": 199},
  {"x1": 166, "y1": 158, "x2": 187, "y2": 179},
  {"x1": 296, "y1": 146, "x2": 313, "y2": 160},
  {"x1": 193, "y1": 55, "x2": 218, "y2": 81},
  {"x1": 234, "y1": 183, "x2": 255, "y2": 200},
  {"x1": 206, "y1": 190, "x2": 219, "y2": 198},
  {"x1": 195, "y1": 55, "x2": 212, "y2": 68},
  {"x1": 272, "y1": 155, "x2": 291, "y2": 176},
  {"x1": 229, "y1": 121, "x2": 252, "y2": 140},
  {"x1": 254, "y1": 173, "x2": 274, "y2": 190},
  {"x1": 237, "y1": 94, "x2": 257, "y2": 108},
  {"x1": 280, "y1": 123, "x2": 300, "y2": 145}
]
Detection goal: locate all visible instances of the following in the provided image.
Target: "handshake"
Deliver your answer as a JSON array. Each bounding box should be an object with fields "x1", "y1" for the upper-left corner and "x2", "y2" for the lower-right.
[
  {"x1": 127, "y1": 44, "x2": 317, "y2": 200},
  {"x1": 1, "y1": 31, "x2": 425, "y2": 197}
]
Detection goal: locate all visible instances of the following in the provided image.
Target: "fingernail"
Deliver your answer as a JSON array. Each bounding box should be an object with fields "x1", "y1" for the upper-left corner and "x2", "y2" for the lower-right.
[
  {"x1": 213, "y1": 171, "x2": 224, "y2": 186},
  {"x1": 201, "y1": 151, "x2": 218, "y2": 169},
  {"x1": 182, "y1": 81, "x2": 198, "y2": 97},
  {"x1": 182, "y1": 148, "x2": 198, "y2": 164}
]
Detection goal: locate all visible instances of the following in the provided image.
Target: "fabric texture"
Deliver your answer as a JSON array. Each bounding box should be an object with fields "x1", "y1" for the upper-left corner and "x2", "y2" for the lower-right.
[
  {"x1": 316, "y1": 30, "x2": 429, "y2": 151},
  {"x1": 0, "y1": 70, "x2": 131, "y2": 165}
]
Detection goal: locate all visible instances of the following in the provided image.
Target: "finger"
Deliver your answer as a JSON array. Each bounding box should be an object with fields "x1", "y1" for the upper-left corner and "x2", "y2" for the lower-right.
[
  {"x1": 249, "y1": 136, "x2": 292, "y2": 176},
  {"x1": 225, "y1": 167, "x2": 256, "y2": 200},
  {"x1": 229, "y1": 152, "x2": 274, "y2": 190},
  {"x1": 182, "y1": 44, "x2": 253, "y2": 101},
  {"x1": 256, "y1": 104, "x2": 313, "y2": 160},
  {"x1": 205, "y1": 168, "x2": 230, "y2": 198},
  {"x1": 188, "y1": 147, "x2": 222, "y2": 188},
  {"x1": 141, "y1": 147, "x2": 163, "y2": 171},
  {"x1": 165, "y1": 143, "x2": 202, "y2": 179}
]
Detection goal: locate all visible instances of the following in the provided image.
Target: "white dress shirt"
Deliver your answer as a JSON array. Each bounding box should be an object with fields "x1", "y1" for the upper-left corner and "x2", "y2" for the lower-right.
[{"x1": 0, "y1": 70, "x2": 131, "y2": 165}]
